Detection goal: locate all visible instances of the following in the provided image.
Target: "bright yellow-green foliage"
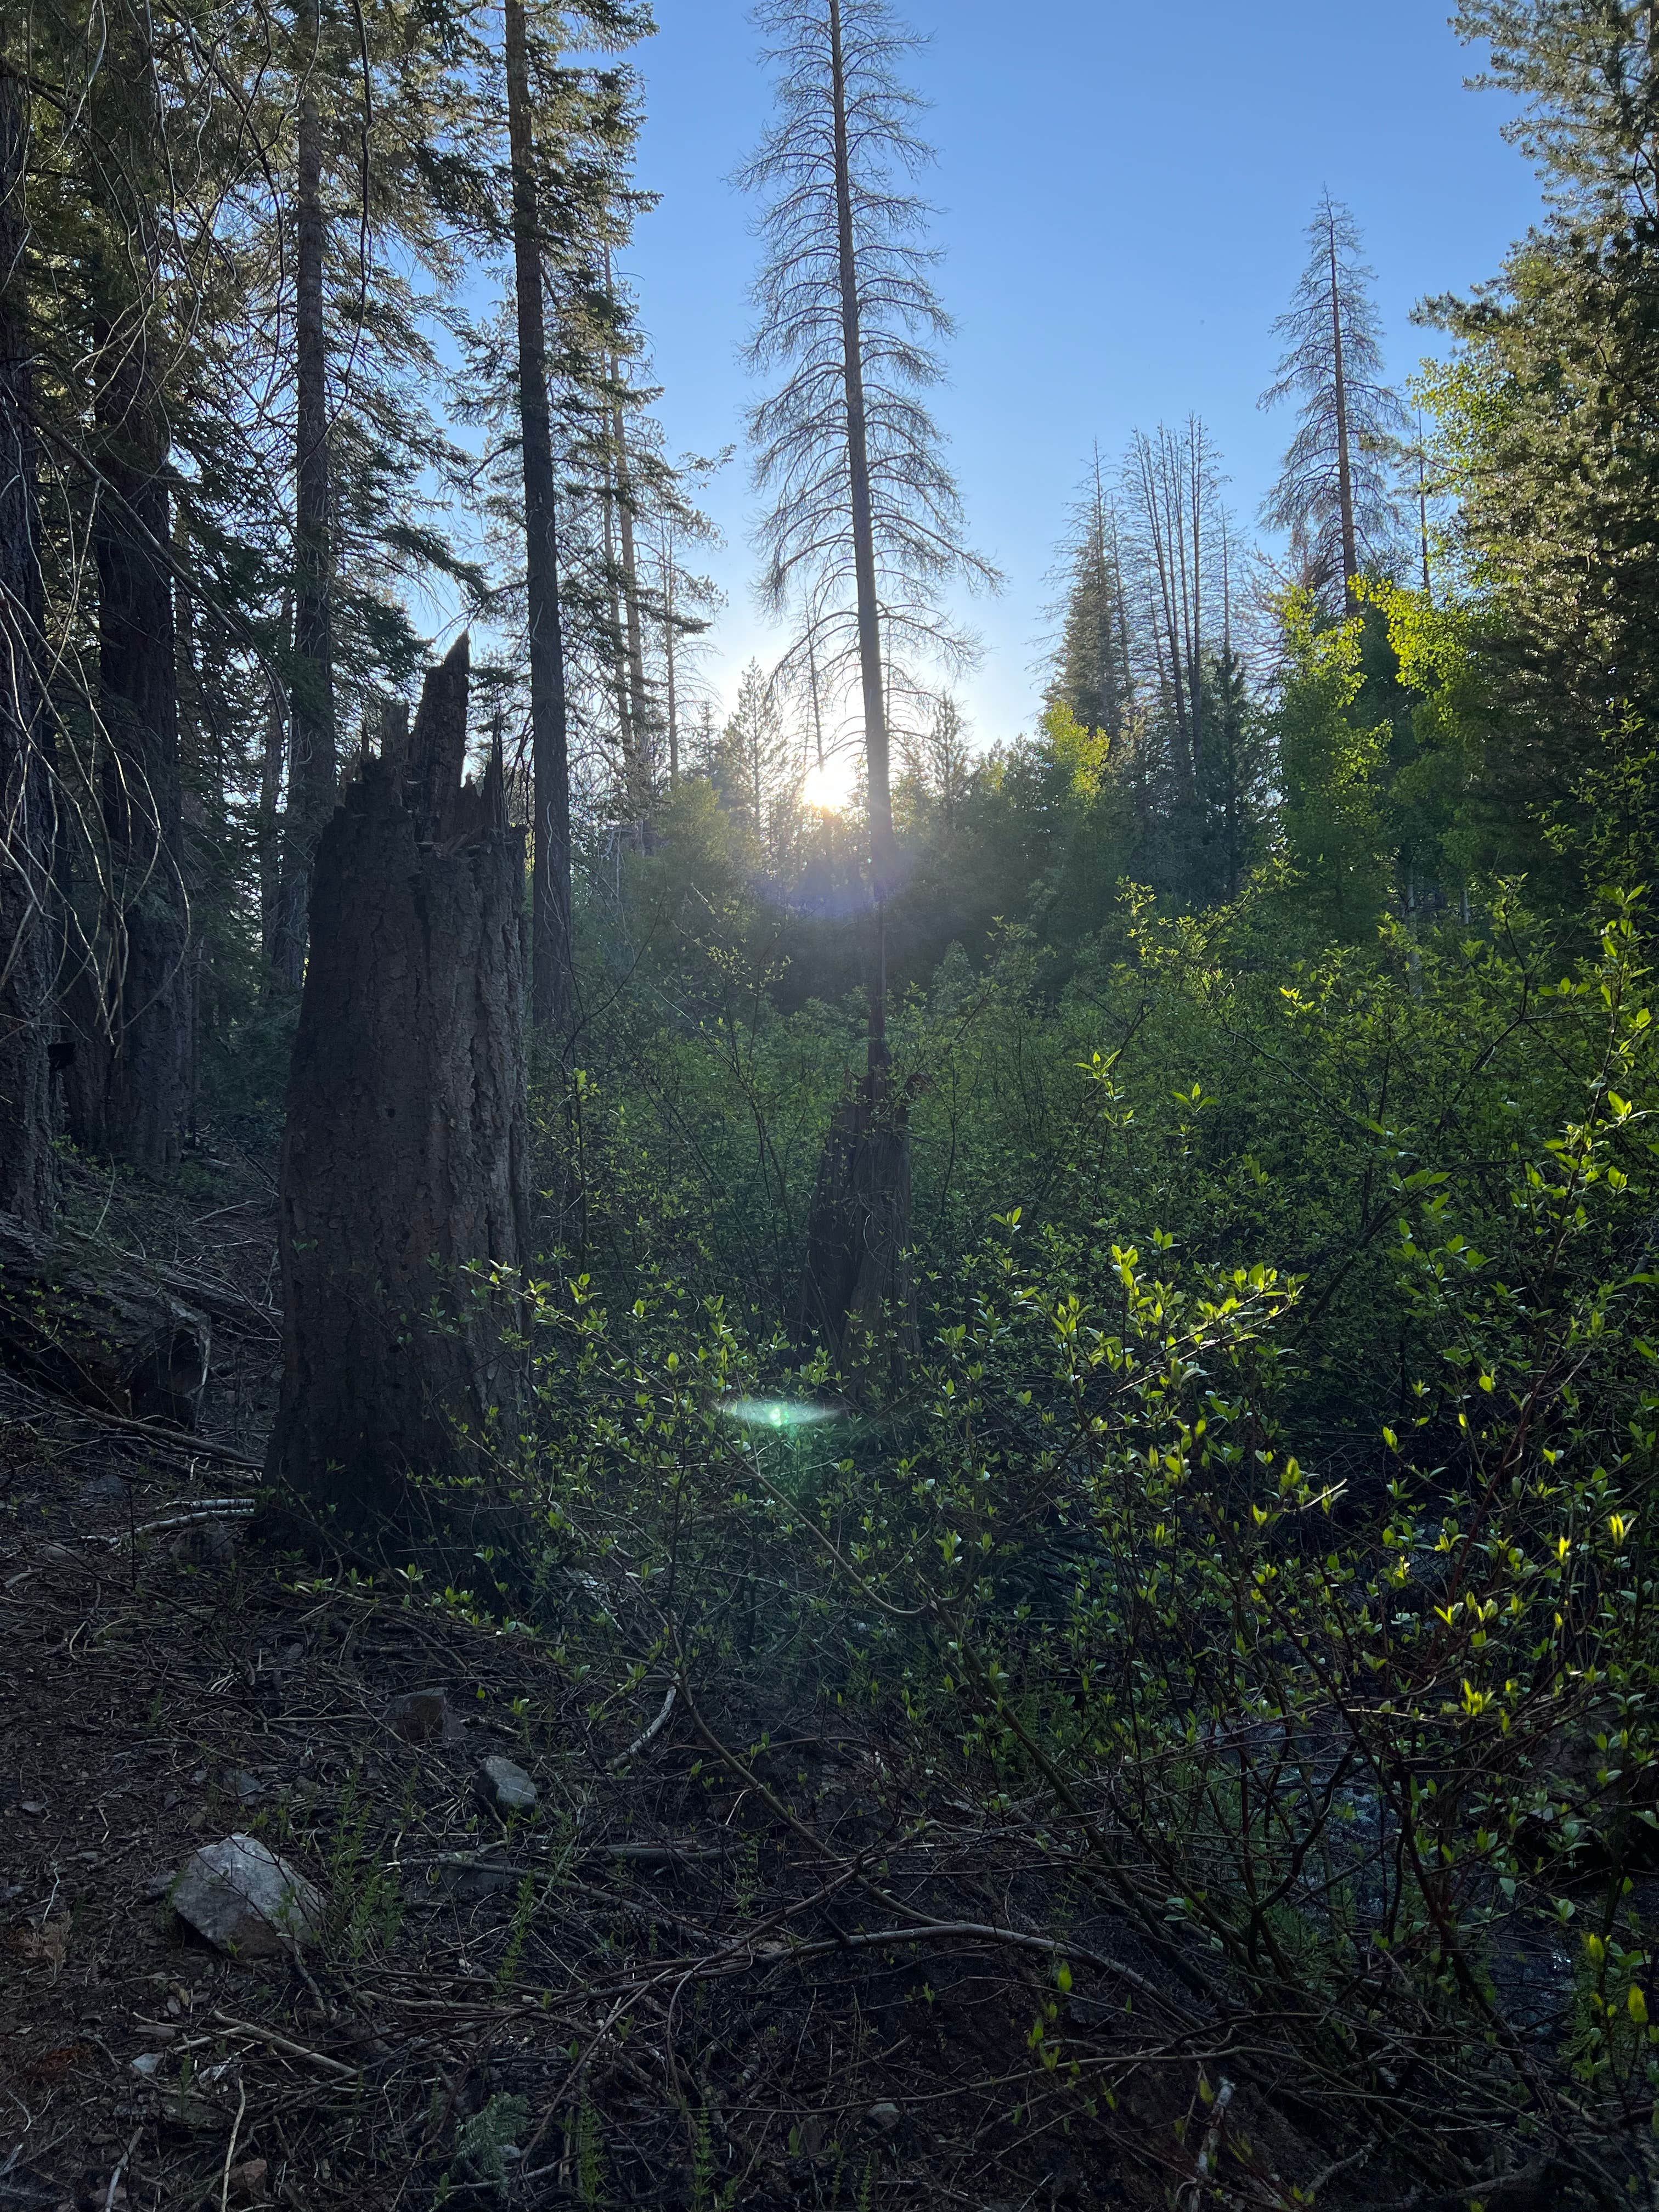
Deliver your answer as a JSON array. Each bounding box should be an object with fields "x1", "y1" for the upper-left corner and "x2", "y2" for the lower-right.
[
  {"x1": 1039, "y1": 701, "x2": 1111, "y2": 803},
  {"x1": 1273, "y1": 589, "x2": 1393, "y2": 937}
]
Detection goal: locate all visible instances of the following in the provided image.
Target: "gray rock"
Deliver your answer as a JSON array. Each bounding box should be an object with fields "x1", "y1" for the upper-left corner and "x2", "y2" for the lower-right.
[
  {"x1": 865, "y1": 2102, "x2": 902, "y2": 2134},
  {"x1": 172, "y1": 1517, "x2": 238, "y2": 1569},
  {"x1": 227, "y1": 1770, "x2": 264, "y2": 1805},
  {"x1": 477, "y1": 1755, "x2": 537, "y2": 1816},
  {"x1": 387, "y1": 1688, "x2": 449, "y2": 1743},
  {"x1": 129, "y1": 2051, "x2": 165, "y2": 2080},
  {"x1": 431, "y1": 1854, "x2": 515, "y2": 1903},
  {"x1": 170, "y1": 1834, "x2": 325, "y2": 1957},
  {"x1": 78, "y1": 1472, "x2": 129, "y2": 1509}
]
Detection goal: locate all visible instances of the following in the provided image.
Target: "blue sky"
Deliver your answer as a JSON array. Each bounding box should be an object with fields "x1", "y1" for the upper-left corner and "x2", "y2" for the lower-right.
[{"x1": 619, "y1": 0, "x2": 1545, "y2": 748}]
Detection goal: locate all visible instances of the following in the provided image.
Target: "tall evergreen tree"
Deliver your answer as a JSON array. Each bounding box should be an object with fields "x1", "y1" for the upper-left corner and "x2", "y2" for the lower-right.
[
  {"x1": 1261, "y1": 194, "x2": 1404, "y2": 606},
  {"x1": 741, "y1": 0, "x2": 995, "y2": 1367},
  {"x1": 1045, "y1": 448, "x2": 1133, "y2": 743},
  {"x1": 1457, "y1": 0, "x2": 1659, "y2": 225},
  {"x1": 740, "y1": 0, "x2": 995, "y2": 1030}
]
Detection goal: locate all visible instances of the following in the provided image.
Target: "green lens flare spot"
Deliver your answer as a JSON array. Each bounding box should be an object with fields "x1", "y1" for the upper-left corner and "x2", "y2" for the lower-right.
[{"x1": 720, "y1": 1396, "x2": 840, "y2": 1432}]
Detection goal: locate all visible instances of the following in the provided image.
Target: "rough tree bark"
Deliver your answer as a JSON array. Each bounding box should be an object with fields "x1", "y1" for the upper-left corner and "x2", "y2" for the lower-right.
[
  {"x1": 828, "y1": 0, "x2": 893, "y2": 928},
  {"x1": 0, "y1": 64, "x2": 55, "y2": 1233},
  {"x1": 270, "y1": 0, "x2": 336, "y2": 991},
  {"x1": 67, "y1": 242, "x2": 191, "y2": 1167},
  {"x1": 1327, "y1": 207, "x2": 1358, "y2": 601},
  {"x1": 610, "y1": 355, "x2": 653, "y2": 820},
  {"x1": 504, "y1": 0, "x2": 574, "y2": 1046},
  {"x1": 797, "y1": 0, "x2": 917, "y2": 1375},
  {"x1": 265, "y1": 636, "x2": 531, "y2": 1557},
  {"x1": 799, "y1": 1076, "x2": 918, "y2": 1378}
]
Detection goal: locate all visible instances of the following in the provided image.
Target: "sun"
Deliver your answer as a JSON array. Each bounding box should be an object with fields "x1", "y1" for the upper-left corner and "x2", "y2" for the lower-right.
[{"x1": 800, "y1": 751, "x2": 857, "y2": 813}]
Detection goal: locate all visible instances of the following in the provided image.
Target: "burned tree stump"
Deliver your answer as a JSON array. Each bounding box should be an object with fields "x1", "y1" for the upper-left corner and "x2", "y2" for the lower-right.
[
  {"x1": 265, "y1": 636, "x2": 530, "y2": 1556},
  {"x1": 799, "y1": 1072, "x2": 919, "y2": 1380}
]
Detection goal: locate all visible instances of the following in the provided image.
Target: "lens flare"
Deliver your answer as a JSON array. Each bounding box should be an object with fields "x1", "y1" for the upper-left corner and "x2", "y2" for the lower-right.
[
  {"x1": 800, "y1": 753, "x2": 857, "y2": 813},
  {"x1": 720, "y1": 1396, "x2": 842, "y2": 1431}
]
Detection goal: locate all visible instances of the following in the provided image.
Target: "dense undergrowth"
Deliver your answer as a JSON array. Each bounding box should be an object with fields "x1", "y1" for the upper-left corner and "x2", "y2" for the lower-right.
[{"x1": 453, "y1": 873, "x2": 1659, "y2": 2202}]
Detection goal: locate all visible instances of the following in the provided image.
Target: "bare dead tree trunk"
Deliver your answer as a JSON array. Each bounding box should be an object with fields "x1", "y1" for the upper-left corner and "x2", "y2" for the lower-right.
[
  {"x1": 0, "y1": 64, "x2": 54, "y2": 1233},
  {"x1": 660, "y1": 523, "x2": 679, "y2": 788},
  {"x1": 1328, "y1": 208, "x2": 1358, "y2": 599},
  {"x1": 600, "y1": 442, "x2": 633, "y2": 795},
  {"x1": 271, "y1": 0, "x2": 336, "y2": 990},
  {"x1": 828, "y1": 0, "x2": 893, "y2": 1036},
  {"x1": 794, "y1": 0, "x2": 919, "y2": 1378},
  {"x1": 799, "y1": 1080, "x2": 918, "y2": 1376},
  {"x1": 609, "y1": 356, "x2": 653, "y2": 819},
  {"x1": 257, "y1": 591, "x2": 290, "y2": 963},
  {"x1": 505, "y1": 0, "x2": 573, "y2": 1045},
  {"x1": 266, "y1": 636, "x2": 530, "y2": 1558}
]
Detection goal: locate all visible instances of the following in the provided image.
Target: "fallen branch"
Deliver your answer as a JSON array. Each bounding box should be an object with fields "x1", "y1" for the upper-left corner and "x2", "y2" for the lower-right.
[{"x1": 210, "y1": 2011, "x2": 358, "y2": 2080}]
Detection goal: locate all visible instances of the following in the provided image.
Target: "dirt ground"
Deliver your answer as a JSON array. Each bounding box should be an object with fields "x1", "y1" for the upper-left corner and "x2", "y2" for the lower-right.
[{"x1": 0, "y1": 1160, "x2": 1328, "y2": 2212}]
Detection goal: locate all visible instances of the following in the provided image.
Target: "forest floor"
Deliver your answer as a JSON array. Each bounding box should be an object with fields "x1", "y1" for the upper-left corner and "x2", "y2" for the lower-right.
[{"x1": 1, "y1": 1156, "x2": 1325, "y2": 2212}]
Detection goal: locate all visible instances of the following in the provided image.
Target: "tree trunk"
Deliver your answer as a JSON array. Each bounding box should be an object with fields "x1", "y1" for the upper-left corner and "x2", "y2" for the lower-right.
[
  {"x1": 505, "y1": 0, "x2": 574, "y2": 1045},
  {"x1": 798, "y1": 0, "x2": 917, "y2": 1376},
  {"x1": 258, "y1": 595, "x2": 290, "y2": 964},
  {"x1": 799, "y1": 1077, "x2": 918, "y2": 1378},
  {"x1": 71, "y1": 52, "x2": 191, "y2": 1177},
  {"x1": 611, "y1": 363, "x2": 653, "y2": 819},
  {"x1": 271, "y1": 1, "x2": 336, "y2": 991},
  {"x1": 0, "y1": 66, "x2": 55, "y2": 1234},
  {"x1": 661, "y1": 523, "x2": 679, "y2": 788},
  {"x1": 266, "y1": 636, "x2": 531, "y2": 1559},
  {"x1": 828, "y1": 0, "x2": 893, "y2": 960},
  {"x1": 1328, "y1": 211, "x2": 1358, "y2": 598}
]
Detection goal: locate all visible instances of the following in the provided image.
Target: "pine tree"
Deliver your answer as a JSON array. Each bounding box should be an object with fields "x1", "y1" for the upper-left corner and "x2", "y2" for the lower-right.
[
  {"x1": 1261, "y1": 194, "x2": 1405, "y2": 606},
  {"x1": 740, "y1": 0, "x2": 995, "y2": 948},
  {"x1": 1045, "y1": 449, "x2": 1133, "y2": 742},
  {"x1": 741, "y1": 0, "x2": 994, "y2": 1365},
  {"x1": 1456, "y1": 0, "x2": 1659, "y2": 227},
  {"x1": 712, "y1": 658, "x2": 795, "y2": 866}
]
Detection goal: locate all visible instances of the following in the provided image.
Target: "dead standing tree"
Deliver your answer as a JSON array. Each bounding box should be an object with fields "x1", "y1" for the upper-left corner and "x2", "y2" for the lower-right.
[
  {"x1": 1260, "y1": 194, "x2": 1404, "y2": 610},
  {"x1": 741, "y1": 0, "x2": 995, "y2": 1373},
  {"x1": 266, "y1": 635, "x2": 531, "y2": 1558}
]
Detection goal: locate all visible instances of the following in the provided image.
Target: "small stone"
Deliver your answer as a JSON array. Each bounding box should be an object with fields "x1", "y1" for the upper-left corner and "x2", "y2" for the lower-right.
[
  {"x1": 171, "y1": 1517, "x2": 238, "y2": 1569},
  {"x1": 19, "y1": 1801, "x2": 46, "y2": 1816},
  {"x1": 170, "y1": 1834, "x2": 325, "y2": 1957},
  {"x1": 865, "y1": 2102, "x2": 902, "y2": 2134},
  {"x1": 226, "y1": 2160, "x2": 268, "y2": 2204},
  {"x1": 144, "y1": 1870, "x2": 178, "y2": 1900},
  {"x1": 129, "y1": 2051, "x2": 164, "y2": 2079},
  {"x1": 227, "y1": 1770, "x2": 263, "y2": 1804},
  {"x1": 477, "y1": 1755, "x2": 537, "y2": 1816},
  {"x1": 77, "y1": 1473, "x2": 128, "y2": 1509},
  {"x1": 387, "y1": 1688, "x2": 448, "y2": 1743}
]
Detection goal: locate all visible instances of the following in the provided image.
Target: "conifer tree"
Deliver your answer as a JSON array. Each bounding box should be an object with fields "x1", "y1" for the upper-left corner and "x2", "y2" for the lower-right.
[
  {"x1": 713, "y1": 658, "x2": 795, "y2": 864},
  {"x1": 1456, "y1": 0, "x2": 1659, "y2": 225},
  {"x1": 1261, "y1": 194, "x2": 1404, "y2": 606},
  {"x1": 741, "y1": 0, "x2": 995, "y2": 987},
  {"x1": 742, "y1": 0, "x2": 995, "y2": 1365},
  {"x1": 1045, "y1": 448, "x2": 1133, "y2": 742}
]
